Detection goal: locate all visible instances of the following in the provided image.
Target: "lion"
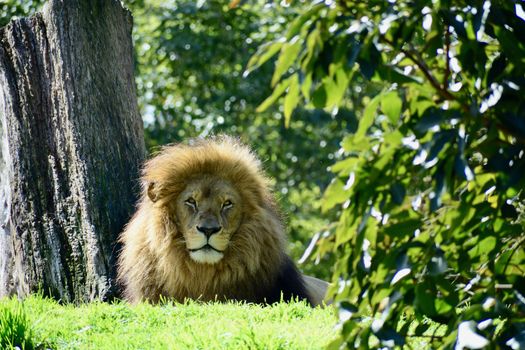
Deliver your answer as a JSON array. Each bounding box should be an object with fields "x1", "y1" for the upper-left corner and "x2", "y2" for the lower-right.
[{"x1": 117, "y1": 135, "x2": 328, "y2": 306}]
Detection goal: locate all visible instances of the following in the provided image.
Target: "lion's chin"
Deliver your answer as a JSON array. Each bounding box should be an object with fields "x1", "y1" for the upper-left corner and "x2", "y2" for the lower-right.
[{"x1": 189, "y1": 248, "x2": 224, "y2": 264}]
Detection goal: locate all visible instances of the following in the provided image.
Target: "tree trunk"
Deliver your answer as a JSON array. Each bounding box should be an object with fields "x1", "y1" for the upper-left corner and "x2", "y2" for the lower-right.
[{"x1": 0, "y1": 0, "x2": 145, "y2": 302}]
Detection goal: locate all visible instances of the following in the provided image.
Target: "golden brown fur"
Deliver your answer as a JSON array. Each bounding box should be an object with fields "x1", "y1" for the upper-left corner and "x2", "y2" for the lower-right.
[{"x1": 117, "y1": 135, "x2": 309, "y2": 304}]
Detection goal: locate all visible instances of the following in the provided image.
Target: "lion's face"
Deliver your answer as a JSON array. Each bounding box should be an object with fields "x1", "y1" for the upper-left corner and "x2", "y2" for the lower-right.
[{"x1": 173, "y1": 177, "x2": 243, "y2": 264}]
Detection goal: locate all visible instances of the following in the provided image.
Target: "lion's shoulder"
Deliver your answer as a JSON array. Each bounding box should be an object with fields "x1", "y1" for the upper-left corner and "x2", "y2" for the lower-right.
[{"x1": 255, "y1": 255, "x2": 311, "y2": 304}]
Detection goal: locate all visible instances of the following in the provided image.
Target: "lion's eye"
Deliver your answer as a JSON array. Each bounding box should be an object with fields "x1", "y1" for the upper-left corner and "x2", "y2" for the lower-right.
[
  {"x1": 222, "y1": 200, "x2": 233, "y2": 210},
  {"x1": 185, "y1": 197, "x2": 197, "y2": 209}
]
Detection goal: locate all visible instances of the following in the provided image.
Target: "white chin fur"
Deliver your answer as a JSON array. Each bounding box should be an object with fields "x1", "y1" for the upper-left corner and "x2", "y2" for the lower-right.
[{"x1": 189, "y1": 249, "x2": 224, "y2": 264}]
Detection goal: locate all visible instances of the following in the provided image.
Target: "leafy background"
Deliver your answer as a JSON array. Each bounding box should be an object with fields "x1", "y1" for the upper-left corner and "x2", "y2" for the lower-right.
[
  {"x1": 2, "y1": 0, "x2": 524, "y2": 348},
  {"x1": 246, "y1": 0, "x2": 525, "y2": 348}
]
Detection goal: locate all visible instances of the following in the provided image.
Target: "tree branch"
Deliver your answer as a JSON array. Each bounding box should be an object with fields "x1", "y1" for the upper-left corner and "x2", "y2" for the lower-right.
[{"x1": 380, "y1": 35, "x2": 470, "y2": 115}]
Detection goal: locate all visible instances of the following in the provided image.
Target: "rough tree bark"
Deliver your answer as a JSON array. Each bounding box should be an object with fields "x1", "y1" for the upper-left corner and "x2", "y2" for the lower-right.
[{"x1": 0, "y1": 0, "x2": 145, "y2": 302}]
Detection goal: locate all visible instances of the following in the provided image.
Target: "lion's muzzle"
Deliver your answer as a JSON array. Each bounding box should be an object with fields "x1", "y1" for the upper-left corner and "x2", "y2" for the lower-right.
[
  {"x1": 186, "y1": 224, "x2": 229, "y2": 264},
  {"x1": 196, "y1": 224, "x2": 222, "y2": 237}
]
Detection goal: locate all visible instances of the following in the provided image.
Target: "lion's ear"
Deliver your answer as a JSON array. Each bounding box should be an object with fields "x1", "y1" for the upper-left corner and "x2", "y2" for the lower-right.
[{"x1": 147, "y1": 181, "x2": 161, "y2": 203}]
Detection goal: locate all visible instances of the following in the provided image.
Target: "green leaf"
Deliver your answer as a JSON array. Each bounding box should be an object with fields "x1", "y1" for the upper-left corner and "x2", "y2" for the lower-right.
[
  {"x1": 355, "y1": 93, "x2": 382, "y2": 141},
  {"x1": 330, "y1": 157, "x2": 360, "y2": 174},
  {"x1": 271, "y1": 38, "x2": 302, "y2": 87},
  {"x1": 311, "y1": 84, "x2": 327, "y2": 108},
  {"x1": 245, "y1": 40, "x2": 284, "y2": 76},
  {"x1": 434, "y1": 298, "x2": 453, "y2": 315},
  {"x1": 495, "y1": 249, "x2": 525, "y2": 275},
  {"x1": 381, "y1": 91, "x2": 402, "y2": 124},
  {"x1": 283, "y1": 74, "x2": 300, "y2": 128},
  {"x1": 325, "y1": 68, "x2": 349, "y2": 109},
  {"x1": 371, "y1": 140, "x2": 400, "y2": 176},
  {"x1": 301, "y1": 26, "x2": 322, "y2": 72},
  {"x1": 285, "y1": 2, "x2": 324, "y2": 41},
  {"x1": 300, "y1": 73, "x2": 313, "y2": 101},
  {"x1": 256, "y1": 77, "x2": 291, "y2": 113},
  {"x1": 370, "y1": 264, "x2": 390, "y2": 285},
  {"x1": 415, "y1": 282, "x2": 437, "y2": 317},
  {"x1": 335, "y1": 211, "x2": 358, "y2": 248},
  {"x1": 384, "y1": 219, "x2": 421, "y2": 238},
  {"x1": 468, "y1": 236, "x2": 497, "y2": 259},
  {"x1": 341, "y1": 134, "x2": 371, "y2": 152},
  {"x1": 322, "y1": 178, "x2": 350, "y2": 212}
]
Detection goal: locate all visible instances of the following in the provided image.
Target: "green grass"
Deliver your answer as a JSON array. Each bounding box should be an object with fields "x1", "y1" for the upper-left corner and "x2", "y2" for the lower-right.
[
  {"x1": 0, "y1": 302, "x2": 35, "y2": 349},
  {"x1": 0, "y1": 295, "x2": 336, "y2": 349}
]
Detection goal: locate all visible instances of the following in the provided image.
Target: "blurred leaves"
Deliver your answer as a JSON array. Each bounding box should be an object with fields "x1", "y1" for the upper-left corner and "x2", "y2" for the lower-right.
[{"x1": 0, "y1": 0, "x2": 43, "y2": 27}]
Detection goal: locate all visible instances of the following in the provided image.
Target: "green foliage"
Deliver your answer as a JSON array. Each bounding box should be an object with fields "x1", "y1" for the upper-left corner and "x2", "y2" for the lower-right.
[
  {"x1": 0, "y1": 301, "x2": 36, "y2": 350},
  {"x1": 128, "y1": 0, "x2": 352, "y2": 279},
  {"x1": 253, "y1": 0, "x2": 525, "y2": 348},
  {"x1": 0, "y1": 0, "x2": 42, "y2": 27},
  {"x1": 1, "y1": 294, "x2": 335, "y2": 349}
]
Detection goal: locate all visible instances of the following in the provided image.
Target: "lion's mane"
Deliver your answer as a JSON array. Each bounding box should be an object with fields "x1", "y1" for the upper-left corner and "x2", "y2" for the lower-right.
[{"x1": 117, "y1": 136, "x2": 311, "y2": 304}]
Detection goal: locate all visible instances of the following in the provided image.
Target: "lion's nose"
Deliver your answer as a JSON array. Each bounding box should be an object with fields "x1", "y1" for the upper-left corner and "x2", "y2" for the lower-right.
[{"x1": 196, "y1": 225, "x2": 222, "y2": 238}]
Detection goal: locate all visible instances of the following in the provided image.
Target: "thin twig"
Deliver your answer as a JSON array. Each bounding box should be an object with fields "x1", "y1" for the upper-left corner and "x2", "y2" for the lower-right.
[
  {"x1": 502, "y1": 234, "x2": 525, "y2": 275},
  {"x1": 400, "y1": 333, "x2": 445, "y2": 339}
]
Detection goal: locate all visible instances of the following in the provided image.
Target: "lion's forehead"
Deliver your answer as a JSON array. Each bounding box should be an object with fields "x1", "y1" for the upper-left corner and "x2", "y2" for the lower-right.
[{"x1": 180, "y1": 177, "x2": 241, "y2": 203}]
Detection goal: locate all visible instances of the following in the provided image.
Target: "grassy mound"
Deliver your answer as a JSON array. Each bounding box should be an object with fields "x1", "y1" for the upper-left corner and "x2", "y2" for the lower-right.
[{"x1": 0, "y1": 295, "x2": 335, "y2": 349}]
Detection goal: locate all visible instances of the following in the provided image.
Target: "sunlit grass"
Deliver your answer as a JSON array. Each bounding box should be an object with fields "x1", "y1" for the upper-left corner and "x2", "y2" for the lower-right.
[
  {"x1": 0, "y1": 295, "x2": 336, "y2": 349},
  {"x1": 0, "y1": 302, "x2": 36, "y2": 349}
]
